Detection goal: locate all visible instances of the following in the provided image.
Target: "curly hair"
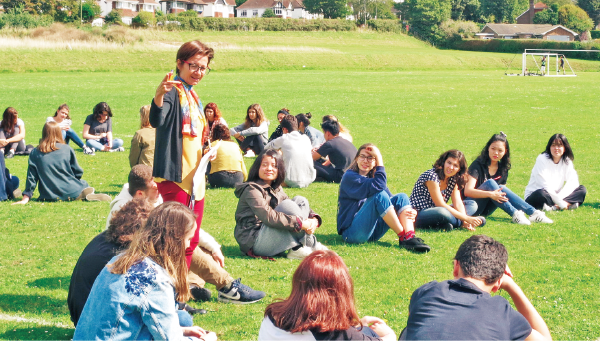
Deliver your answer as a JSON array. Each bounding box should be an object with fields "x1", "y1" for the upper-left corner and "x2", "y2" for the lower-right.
[
  {"x1": 106, "y1": 198, "x2": 153, "y2": 246},
  {"x1": 433, "y1": 149, "x2": 468, "y2": 190}
]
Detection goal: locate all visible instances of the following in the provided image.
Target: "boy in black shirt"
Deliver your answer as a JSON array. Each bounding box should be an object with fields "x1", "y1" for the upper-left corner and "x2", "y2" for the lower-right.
[{"x1": 312, "y1": 120, "x2": 357, "y2": 183}]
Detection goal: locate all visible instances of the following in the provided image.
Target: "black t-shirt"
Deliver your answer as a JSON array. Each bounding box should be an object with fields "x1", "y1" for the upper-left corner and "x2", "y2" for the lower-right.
[
  {"x1": 67, "y1": 231, "x2": 123, "y2": 326},
  {"x1": 404, "y1": 278, "x2": 531, "y2": 340},
  {"x1": 316, "y1": 136, "x2": 357, "y2": 170},
  {"x1": 468, "y1": 158, "x2": 508, "y2": 187},
  {"x1": 84, "y1": 114, "x2": 113, "y2": 136}
]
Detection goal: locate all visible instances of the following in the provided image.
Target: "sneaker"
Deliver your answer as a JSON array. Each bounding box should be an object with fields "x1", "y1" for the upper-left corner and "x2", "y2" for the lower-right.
[
  {"x1": 77, "y1": 187, "x2": 95, "y2": 200},
  {"x1": 178, "y1": 302, "x2": 207, "y2": 315},
  {"x1": 83, "y1": 146, "x2": 95, "y2": 155},
  {"x1": 243, "y1": 150, "x2": 255, "y2": 158},
  {"x1": 438, "y1": 223, "x2": 454, "y2": 231},
  {"x1": 529, "y1": 210, "x2": 553, "y2": 224},
  {"x1": 287, "y1": 246, "x2": 314, "y2": 259},
  {"x1": 543, "y1": 203, "x2": 557, "y2": 212},
  {"x1": 217, "y1": 278, "x2": 265, "y2": 305},
  {"x1": 312, "y1": 242, "x2": 329, "y2": 252},
  {"x1": 190, "y1": 286, "x2": 212, "y2": 302},
  {"x1": 5, "y1": 150, "x2": 14, "y2": 159},
  {"x1": 114, "y1": 146, "x2": 125, "y2": 152},
  {"x1": 399, "y1": 237, "x2": 431, "y2": 252},
  {"x1": 86, "y1": 193, "x2": 112, "y2": 202},
  {"x1": 511, "y1": 210, "x2": 531, "y2": 225},
  {"x1": 568, "y1": 203, "x2": 579, "y2": 210}
]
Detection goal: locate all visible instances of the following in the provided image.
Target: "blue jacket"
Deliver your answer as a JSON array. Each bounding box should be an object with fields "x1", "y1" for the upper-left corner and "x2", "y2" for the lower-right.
[
  {"x1": 74, "y1": 256, "x2": 197, "y2": 341},
  {"x1": 337, "y1": 166, "x2": 391, "y2": 235}
]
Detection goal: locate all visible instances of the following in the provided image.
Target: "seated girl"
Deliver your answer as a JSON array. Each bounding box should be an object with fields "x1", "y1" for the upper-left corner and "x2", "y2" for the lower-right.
[
  {"x1": 0, "y1": 107, "x2": 32, "y2": 158},
  {"x1": 338, "y1": 144, "x2": 430, "y2": 252},
  {"x1": 207, "y1": 124, "x2": 247, "y2": 188},
  {"x1": 230, "y1": 104, "x2": 269, "y2": 158},
  {"x1": 74, "y1": 202, "x2": 217, "y2": 341},
  {"x1": 46, "y1": 103, "x2": 94, "y2": 155},
  {"x1": 296, "y1": 112, "x2": 325, "y2": 148},
  {"x1": 410, "y1": 150, "x2": 485, "y2": 231},
  {"x1": 524, "y1": 133, "x2": 587, "y2": 211},
  {"x1": 322, "y1": 114, "x2": 352, "y2": 142},
  {"x1": 258, "y1": 250, "x2": 396, "y2": 341},
  {"x1": 268, "y1": 108, "x2": 289, "y2": 142},
  {"x1": 463, "y1": 133, "x2": 553, "y2": 225},
  {"x1": 234, "y1": 149, "x2": 326, "y2": 260},
  {"x1": 13, "y1": 122, "x2": 110, "y2": 204},
  {"x1": 204, "y1": 102, "x2": 227, "y2": 144},
  {"x1": 83, "y1": 102, "x2": 124, "y2": 153},
  {"x1": 129, "y1": 105, "x2": 156, "y2": 168}
]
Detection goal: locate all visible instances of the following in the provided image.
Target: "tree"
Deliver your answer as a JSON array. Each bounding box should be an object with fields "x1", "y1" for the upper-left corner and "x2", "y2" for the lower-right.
[
  {"x1": 132, "y1": 11, "x2": 157, "y2": 27},
  {"x1": 105, "y1": 9, "x2": 122, "y2": 24},
  {"x1": 261, "y1": 8, "x2": 277, "y2": 17},
  {"x1": 352, "y1": 0, "x2": 396, "y2": 23},
  {"x1": 480, "y1": 0, "x2": 524, "y2": 22},
  {"x1": 558, "y1": 4, "x2": 594, "y2": 32},
  {"x1": 451, "y1": 0, "x2": 480, "y2": 21},
  {"x1": 533, "y1": 6, "x2": 559, "y2": 24},
  {"x1": 404, "y1": 0, "x2": 452, "y2": 39},
  {"x1": 303, "y1": 0, "x2": 351, "y2": 18},
  {"x1": 578, "y1": 0, "x2": 600, "y2": 27}
]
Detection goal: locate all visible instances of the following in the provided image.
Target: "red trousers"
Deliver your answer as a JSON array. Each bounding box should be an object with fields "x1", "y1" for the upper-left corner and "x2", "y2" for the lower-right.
[{"x1": 157, "y1": 181, "x2": 205, "y2": 269}]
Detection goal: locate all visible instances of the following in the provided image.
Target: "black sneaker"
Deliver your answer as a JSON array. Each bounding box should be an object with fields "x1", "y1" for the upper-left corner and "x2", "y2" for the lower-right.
[
  {"x1": 190, "y1": 286, "x2": 212, "y2": 302},
  {"x1": 399, "y1": 237, "x2": 431, "y2": 252},
  {"x1": 178, "y1": 302, "x2": 207, "y2": 315},
  {"x1": 217, "y1": 278, "x2": 266, "y2": 305},
  {"x1": 5, "y1": 150, "x2": 14, "y2": 159}
]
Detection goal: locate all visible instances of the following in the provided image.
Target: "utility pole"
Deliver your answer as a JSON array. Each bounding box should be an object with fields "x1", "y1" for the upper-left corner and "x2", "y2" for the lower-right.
[{"x1": 80, "y1": 0, "x2": 83, "y2": 23}]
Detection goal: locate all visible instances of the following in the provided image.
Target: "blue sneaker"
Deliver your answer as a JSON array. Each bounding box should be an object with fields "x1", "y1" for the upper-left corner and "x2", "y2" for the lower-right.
[{"x1": 217, "y1": 278, "x2": 265, "y2": 305}]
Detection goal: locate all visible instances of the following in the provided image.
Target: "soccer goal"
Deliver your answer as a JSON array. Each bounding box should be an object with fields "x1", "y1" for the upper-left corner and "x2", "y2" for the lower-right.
[{"x1": 502, "y1": 49, "x2": 600, "y2": 77}]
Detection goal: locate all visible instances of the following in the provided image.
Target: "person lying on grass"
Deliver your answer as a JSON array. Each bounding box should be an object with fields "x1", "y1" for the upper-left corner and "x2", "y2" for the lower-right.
[
  {"x1": 74, "y1": 202, "x2": 217, "y2": 341},
  {"x1": 13, "y1": 122, "x2": 110, "y2": 204},
  {"x1": 401, "y1": 234, "x2": 552, "y2": 341},
  {"x1": 524, "y1": 133, "x2": 587, "y2": 212},
  {"x1": 234, "y1": 149, "x2": 327, "y2": 260},
  {"x1": 409, "y1": 149, "x2": 485, "y2": 231},
  {"x1": 337, "y1": 143, "x2": 430, "y2": 252},
  {"x1": 463, "y1": 132, "x2": 553, "y2": 225},
  {"x1": 258, "y1": 250, "x2": 396, "y2": 341}
]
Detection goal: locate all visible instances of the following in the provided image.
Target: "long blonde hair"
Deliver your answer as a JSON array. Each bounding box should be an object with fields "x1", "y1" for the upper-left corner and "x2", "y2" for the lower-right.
[
  {"x1": 38, "y1": 121, "x2": 65, "y2": 153},
  {"x1": 139, "y1": 105, "x2": 151, "y2": 129},
  {"x1": 109, "y1": 202, "x2": 196, "y2": 302}
]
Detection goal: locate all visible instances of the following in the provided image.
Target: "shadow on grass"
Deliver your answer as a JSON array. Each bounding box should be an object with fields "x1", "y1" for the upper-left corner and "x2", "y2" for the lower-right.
[
  {"x1": 0, "y1": 294, "x2": 69, "y2": 317},
  {"x1": 0, "y1": 326, "x2": 73, "y2": 340},
  {"x1": 221, "y1": 245, "x2": 250, "y2": 260},
  {"x1": 582, "y1": 202, "x2": 599, "y2": 210},
  {"x1": 28, "y1": 276, "x2": 71, "y2": 291}
]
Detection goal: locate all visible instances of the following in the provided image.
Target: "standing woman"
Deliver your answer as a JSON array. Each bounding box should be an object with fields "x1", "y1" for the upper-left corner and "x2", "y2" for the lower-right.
[
  {"x1": 463, "y1": 133, "x2": 553, "y2": 225},
  {"x1": 230, "y1": 103, "x2": 269, "y2": 157},
  {"x1": 204, "y1": 102, "x2": 227, "y2": 143},
  {"x1": 0, "y1": 107, "x2": 31, "y2": 158},
  {"x1": 410, "y1": 150, "x2": 485, "y2": 231},
  {"x1": 83, "y1": 102, "x2": 125, "y2": 152},
  {"x1": 524, "y1": 134, "x2": 586, "y2": 211},
  {"x1": 296, "y1": 112, "x2": 325, "y2": 148},
  {"x1": 150, "y1": 40, "x2": 212, "y2": 269},
  {"x1": 338, "y1": 144, "x2": 430, "y2": 251},
  {"x1": 47, "y1": 103, "x2": 95, "y2": 155},
  {"x1": 129, "y1": 105, "x2": 156, "y2": 168}
]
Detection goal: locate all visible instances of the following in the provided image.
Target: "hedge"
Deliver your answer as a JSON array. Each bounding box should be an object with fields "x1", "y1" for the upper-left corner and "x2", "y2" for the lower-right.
[
  {"x1": 448, "y1": 39, "x2": 600, "y2": 60},
  {"x1": 158, "y1": 17, "x2": 357, "y2": 31},
  {"x1": 591, "y1": 30, "x2": 600, "y2": 39},
  {"x1": 0, "y1": 12, "x2": 53, "y2": 29},
  {"x1": 366, "y1": 19, "x2": 404, "y2": 33}
]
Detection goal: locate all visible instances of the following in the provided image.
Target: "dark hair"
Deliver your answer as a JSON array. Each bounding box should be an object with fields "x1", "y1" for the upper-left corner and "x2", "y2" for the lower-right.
[
  {"x1": 543, "y1": 133, "x2": 574, "y2": 163},
  {"x1": 295, "y1": 112, "x2": 312, "y2": 127},
  {"x1": 245, "y1": 103, "x2": 267, "y2": 129},
  {"x1": 455, "y1": 235, "x2": 508, "y2": 285},
  {"x1": 347, "y1": 143, "x2": 377, "y2": 177},
  {"x1": 476, "y1": 132, "x2": 511, "y2": 177},
  {"x1": 176, "y1": 40, "x2": 214, "y2": 75},
  {"x1": 128, "y1": 164, "x2": 154, "y2": 196},
  {"x1": 106, "y1": 198, "x2": 153, "y2": 246},
  {"x1": 321, "y1": 120, "x2": 340, "y2": 136},
  {"x1": 247, "y1": 149, "x2": 286, "y2": 188},
  {"x1": 433, "y1": 149, "x2": 468, "y2": 190},
  {"x1": 277, "y1": 108, "x2": 290, "y2": 117},
  {"x1": 93, "y1": 102, "x2": 113, "y2": 121},
  {"x1": 1, "y1": 107, "x2": 18, "y2": 133},
  {"x1": 264, "y1": 250, "x2": 361, "y2": 333},
  {"x1": 280, "y1": 115, "x2": 298, "y2": 132},
  {"x1": 54, "y1": 103, "x2": 71, "y2": 120},
  {"x1": 211, "y1": 123, "x2": 231, "y2": 141}
]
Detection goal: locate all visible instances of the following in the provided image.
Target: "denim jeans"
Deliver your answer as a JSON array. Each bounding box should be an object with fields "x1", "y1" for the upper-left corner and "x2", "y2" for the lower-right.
[
  {"x1": 62, "y1": 128, "x2": 85, "y2": 149},
  {"x1": 0, "y1": 152, "x2": 19, "y2": 201},
  {"x1": 86, "y1": 138, "x2": 124, "y2": 151},
  {"x1": 463, "y1": 179, "x2": 535, "y2": 217},
  {"x1": 342, "y1": 191, "x2": 411, "y2": 244},
  {"x1": 415, "y1": 207, "x2": 463, "y2": 229},
  {"x1": 176, "y1": 309, "x2": 193, "y2": 327}
]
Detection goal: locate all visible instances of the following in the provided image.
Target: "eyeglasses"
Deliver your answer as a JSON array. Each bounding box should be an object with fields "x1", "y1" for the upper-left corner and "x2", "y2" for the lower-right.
[
  {"x1": 184, "y1": 60, "x2": 210, "y2": 74},
  {"x1": 358, "y1": 154, "x2": 375, "y2": 162}
]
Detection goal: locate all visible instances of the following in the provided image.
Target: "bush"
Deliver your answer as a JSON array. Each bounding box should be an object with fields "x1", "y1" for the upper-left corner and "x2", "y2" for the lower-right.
[
  {"x1": 438, "y1": 20, "x2": 479, "y2": 39},
  {"x1": 177, "y1": 17, "x2": 356, "y2": 32},
  {"x1": 132, "y1": 11, "x2": 157, "y2": 27},
  {"x1": 0, "y1": 6, "x2": 54, "y2": 29},
  {"x1": 448, "y1": 39, "x2": 600, "y2": 60},
  {"x1": 262, "y1": 9, "x2": 276, "y2": 18},
  {"x1": 105, "y1": 10, "x2": 122, "y2": 24},
  {"x1": 367, "y1": 19, "x2": 402, "y2": 32},
  {"x1": 179, "y1": 10, "x2": 199, "y2": 17},
  {"x1": 591, "y1": 30, "x2": 600, "y2": 39}
]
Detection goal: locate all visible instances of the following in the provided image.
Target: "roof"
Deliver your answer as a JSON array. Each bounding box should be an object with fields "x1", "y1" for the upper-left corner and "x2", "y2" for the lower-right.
[
  {"x1": 199, "y1": 0, "x2": 236, "y2": 6},
  {"x1": 516, "y1": 2, "x2": 549, "y2": 20},
  {"x1": 291, "y1": 0, "x2": 303, "y2": 8},
  {"x1": 120, "y1": 8, "x2": 137, "y2": 17},
  {"x1": 237, "y1": 0, "x2": 291, "y2": 10},
  {"x1": 483, "y1": 24, "x2": 578, "y2": 36},
  {"x1": 138, "y1": 0, "x2": 159, "y2": 4}
]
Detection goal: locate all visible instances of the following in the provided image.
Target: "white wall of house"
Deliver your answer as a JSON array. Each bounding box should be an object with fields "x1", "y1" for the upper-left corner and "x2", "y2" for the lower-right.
[
  {"x1": 291, "y1": 7, "x2": 321, "y2": 19},
  {"x1": 236, "y1": 8, "x2": 263, "y2": 17}
]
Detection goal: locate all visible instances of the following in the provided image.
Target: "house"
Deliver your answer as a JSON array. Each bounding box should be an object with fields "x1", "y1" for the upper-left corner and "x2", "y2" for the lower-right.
[
  {"x1": 159, "y1": 0, "x2": 234, "y2": 17},
  {"x1": 516, "y1": 0, "x2": 548, "y2": 25},
  {"x1": 96, "y1": 0, "x2": 159, "y2": 24},
  {"x1": 236, "y1": 0, "x2": 293, "y2": 18},
  {"x1": 477, "y1": 24, "x2": 578, "y2": 41}
]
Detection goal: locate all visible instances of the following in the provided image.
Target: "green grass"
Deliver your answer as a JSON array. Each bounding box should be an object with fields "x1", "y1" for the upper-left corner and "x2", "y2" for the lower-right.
[{"x1": 0, "y1": 31, "x2": 599, "y2": 340}]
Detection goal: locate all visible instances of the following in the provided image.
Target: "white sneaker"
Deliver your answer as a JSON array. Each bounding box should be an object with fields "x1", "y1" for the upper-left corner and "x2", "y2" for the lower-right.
[
  {"x1": 115, "y1": 146, "x2": 125, "y2": 152},
  {"x1": 542, "y1": 203, "x2": 557, "y2": 212},
  {"x1": 529, "y1": 210, "x2": 553, "y2": 224},
  {"x1": 511, "y1": 210, "x2": 531, "y2": 225},
  {"x1": 312, "y1": 242, "x2": 329, "y2": 251},
  {"x1": 244, "y1": 150, "x2": 255, "y2": 158},
  {"x1": 287, "y1": 246, "x2": 314, "y2": 260},
  {"x1": 83, "y1": 146, "x2": 95, "y2": 155}
]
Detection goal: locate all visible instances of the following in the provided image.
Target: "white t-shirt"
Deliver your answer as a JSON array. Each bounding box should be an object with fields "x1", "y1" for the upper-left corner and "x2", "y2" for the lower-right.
[
  {"x1": 524, "y1": 153, "x2": 580, "y2": 200},
  {"x1": 46, "y1": 116, "x2": 72, "y2": 129}
]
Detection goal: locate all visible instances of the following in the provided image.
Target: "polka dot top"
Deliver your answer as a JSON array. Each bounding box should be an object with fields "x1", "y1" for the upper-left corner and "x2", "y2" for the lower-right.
[{"x1": 410, "y1": 168, "x2": 457, "y2": 211}]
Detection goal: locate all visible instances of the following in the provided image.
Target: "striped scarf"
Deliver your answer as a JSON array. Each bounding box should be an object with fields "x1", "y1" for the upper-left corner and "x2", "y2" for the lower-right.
[{"x1": 174, "y1": 76, "x2": 208, "y2": 141}]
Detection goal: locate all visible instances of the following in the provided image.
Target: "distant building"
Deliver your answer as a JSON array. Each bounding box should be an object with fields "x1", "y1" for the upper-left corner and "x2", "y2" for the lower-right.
[
  {"x1": 516, "y1": 0, "x2": 548, "y2": 25},
  {"x1": 477, "y1": 24, "x2": 578, "y2": 41},
  {"x1": 96, "y1": 0, "x2": 160, "y2": 24},
  {"x1": 159, "y1": 0, "x2": 235, "y2": 17},
  {"x1": 235, "y1": 0, "x2": 320, "y2": 19}
]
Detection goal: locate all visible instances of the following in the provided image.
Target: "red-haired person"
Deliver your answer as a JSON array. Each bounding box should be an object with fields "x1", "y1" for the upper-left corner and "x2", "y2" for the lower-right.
[
  {"x1": 204, "y1": 102, "x2": 227, "y2": 143},
  {"x1": 258, "y1": 250, "x2": 396, "y2": 341}
]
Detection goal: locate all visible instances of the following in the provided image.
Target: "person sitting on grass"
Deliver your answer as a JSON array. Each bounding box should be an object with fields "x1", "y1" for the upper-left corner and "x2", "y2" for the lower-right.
[
  {"x1": 47, "y1": 103, "x2": 94, "y2": 156},
  {"x1": 73, "y1": 202, "x2": 217, "y2": 341},
  {"x1": 296, "y1": 112, "x2": 324, "y2": 148},
  {"x1": 204, "y1": 102, "x2": 227, "y2": 144},
  {"x1": 322, "y1": 114, "x2": 352, "y2": 142},
  {"x1": 524, "y1": 133, "x2": 586, "y2": 211},
  {"x1": 234, "y1": 149, "x2": 327, "y2": 260},
  {"x1": 409, "y1": 150, "x2": 485, "y2": 231},
  {"x1": 230, "y1": 103, "x2": 269, "y2": 158},
  {"x1": 13, "y1": 122, "x2": 110, "y2": 204},
  {"x1": 268, "y1": 108, "x2": 289, "y2": 142},
  {"x1": 312, "y1": 120, "x2": 357, "y2": 183},
  {"x1": 401, "y1": 234, "x2": 552, "y2": 341},
  {"x1": 258, "y1": 250, "x2": 396, "y2": 341},
  {"x1": 463, "y1": 133, "x2": 553, "y2": 225},
  {"x1": 265, "y1": 115, "x2": 316, "y2": 188},
  {"x1": 129, "y1": 105, "x2": 156, "y2": 168},
  {"x1": 0, "y1": 107, "x2": 33, "y2": 158},
  {"x1": 0, "y1": 154, "x2": 20, "y2": 201},
  {"x1": 338, "y1": 144, "x2": 430, "y2": 252},
  {"x1": 83, "y1": 102, "x2": 124, "y2": 153},
  {"x1": 207, "y1": 124, "x2": 247, "y2": 189}
]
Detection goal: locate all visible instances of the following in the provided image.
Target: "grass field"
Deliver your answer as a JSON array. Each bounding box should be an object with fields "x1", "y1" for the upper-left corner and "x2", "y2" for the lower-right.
[{"x1": 0, "y1": 30, "x2": 599, "y2": 340}]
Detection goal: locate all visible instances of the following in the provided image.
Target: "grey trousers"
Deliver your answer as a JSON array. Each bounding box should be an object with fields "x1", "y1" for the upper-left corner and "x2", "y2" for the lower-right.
[{"x1": 252, "y1": 196, "x2": 316, "y2": 257}]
